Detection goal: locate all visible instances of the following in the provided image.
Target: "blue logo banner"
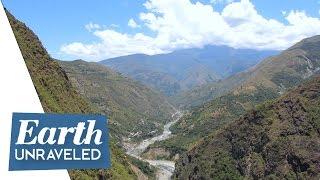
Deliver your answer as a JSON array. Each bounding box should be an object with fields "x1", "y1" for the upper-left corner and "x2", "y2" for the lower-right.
[{"x1": 9, "y1": 113, "x2": 110, "y2": 171}]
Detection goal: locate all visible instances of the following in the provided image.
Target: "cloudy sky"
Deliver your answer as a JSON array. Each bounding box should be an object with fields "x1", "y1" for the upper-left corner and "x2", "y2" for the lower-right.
[{"x1": 4, "y1": 0, "x2": 320, "y2": 61}]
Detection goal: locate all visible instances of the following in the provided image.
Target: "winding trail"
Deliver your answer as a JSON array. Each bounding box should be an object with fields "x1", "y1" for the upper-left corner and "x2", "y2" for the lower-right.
[{"x1": 126, "y1": 111, "x2": 183, "y2": 180}]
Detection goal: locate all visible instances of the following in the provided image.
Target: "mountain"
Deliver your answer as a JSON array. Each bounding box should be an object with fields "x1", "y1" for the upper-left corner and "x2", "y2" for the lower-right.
[
  {"x1": 99, "y1": 46, "x2": 277, "y2": 96},
  {"x1": 7, "y1": 13, "x2": 92, "y2": 114},
  {"x1": 59, "y1": 60, "x2": 175, "y2": 141},
  {"x1": 147, "y1": 35, "x2": 320, "y2": 161},
  {"x1": 173, "y1": 72, "x2": 251, "y2": 109},
  {"x1": 6, "y1": 9, "x2": 145, "y2": 180},
  {"x1": 176, "y1": 36, "x2": 320, "y2": 108},
  {"x1": 174, "y1": 75, "x2": 320, "y2": 179}
]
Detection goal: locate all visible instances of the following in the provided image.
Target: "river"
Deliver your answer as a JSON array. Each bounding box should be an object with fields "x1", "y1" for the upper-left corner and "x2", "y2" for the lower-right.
[{"x1": 126, "y1": 111, "x2": 183, "y2": 180}]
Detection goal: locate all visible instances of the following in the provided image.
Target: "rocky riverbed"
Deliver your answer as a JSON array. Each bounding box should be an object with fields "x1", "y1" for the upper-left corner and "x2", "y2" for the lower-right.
[{"x1": 126, "y1": 111, "x2": 183, "y2": 180}]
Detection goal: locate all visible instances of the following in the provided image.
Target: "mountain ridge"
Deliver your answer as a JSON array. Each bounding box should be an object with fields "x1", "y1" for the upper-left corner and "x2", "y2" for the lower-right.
[{"x1": 100, "y1": 46, "x2": 277, "y2": 96}]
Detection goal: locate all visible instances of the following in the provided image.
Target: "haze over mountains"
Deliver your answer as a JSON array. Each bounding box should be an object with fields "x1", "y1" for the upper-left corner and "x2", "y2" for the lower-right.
[{"x1": 100, "y1": 46, "x2": 277, "y2": 96}]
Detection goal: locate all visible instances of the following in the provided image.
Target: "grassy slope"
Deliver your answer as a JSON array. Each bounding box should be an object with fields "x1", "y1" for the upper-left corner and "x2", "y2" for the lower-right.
[
  {"x1": 174, "y1": 76, "x2": 320, "y2": 179},
  {"x1": 59, "y1": 60, "x2": 175, "y2": 141},
  {"x1": 6, "y1": 10, "x2": 138, "y2": 180},
  {"x1": 152, "y1": 36, "x2": 320, "y2": 159}
]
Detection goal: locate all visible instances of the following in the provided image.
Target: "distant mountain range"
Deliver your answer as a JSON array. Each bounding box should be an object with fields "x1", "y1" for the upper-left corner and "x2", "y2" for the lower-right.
[{"x1": 100, "y1": 46, "x2": 278, "y2": 96}]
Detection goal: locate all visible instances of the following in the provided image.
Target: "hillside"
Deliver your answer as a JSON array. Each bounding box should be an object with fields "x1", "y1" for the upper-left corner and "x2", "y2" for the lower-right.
[
  {"x1": 174, "y1": 75, "x2": 320, "y2": 179},
  {"x1": 148, "y1": 35, "x2": 320, "y2": 161},
  {"x1": 173, "y1": 71, "x2": 251, "y2": 109},
  {"x1": 6, "y1": 9, "x2": 142, "y2": 180},
  {"x1": 149, "y1": 86, "x2": 278, "y2": 159},
  {"x1": 59, "y1": 60, "x2": 175, "y2": 141},
  {"x1": 237, "y1": 36, "x2": 320, "y2": 94},
  {"x1": 100, "y1": 46, "x2": 276, "y2": 96},
  {"x1": 177, "y1": 36, "x2": 320, "y2": 108}
]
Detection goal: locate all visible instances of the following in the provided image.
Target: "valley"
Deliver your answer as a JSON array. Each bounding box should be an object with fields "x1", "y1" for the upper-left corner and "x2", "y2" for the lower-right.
[
  {"x1": 59, "y1": 59, "x2": 185, "y2": 178},
  {"x1": 7, "y1": 6, "x2": 320, "y2": 179},
  {"x1": 58, "y1": 60, "x2": 175, "y2": 142},
  {"x1": 144, "y1": 35, "x2": 320, "y2": 164},
  {"x1": 126, "y1": 111, "x2": 183, "y2": 180}
]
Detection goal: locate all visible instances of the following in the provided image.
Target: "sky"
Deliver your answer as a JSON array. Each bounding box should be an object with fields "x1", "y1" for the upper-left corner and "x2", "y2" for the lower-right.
[{"x1": 3, "y1": 0, "x2": 320, "y2": 61}]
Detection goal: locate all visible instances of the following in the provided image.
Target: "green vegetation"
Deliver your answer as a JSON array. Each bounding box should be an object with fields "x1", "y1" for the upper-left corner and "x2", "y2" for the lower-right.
[
  {"x1": 148, "y1": 86, "x2": 278, "y2": 159},
  {"x1": 271, "y1": 71, "x2": 303, "y2": 89},
  {"x1": 173, "y1": 71, "x2": 251, "y2": 109},
  {"x1": 6, "y1": 10, "x2": 146, "y2": 179},
  {"x1": 174, "y1": 76, "x2": 320, "y2": 179},
  {"x1": 7, "y1": 10, "x2": 92, "y2": 114},
  {"x1": 59, "y1": 60, "x2": 175, "y2": 142},
  {"x1": 128, "y1": 156, "x2": 156, "y2": 178}
]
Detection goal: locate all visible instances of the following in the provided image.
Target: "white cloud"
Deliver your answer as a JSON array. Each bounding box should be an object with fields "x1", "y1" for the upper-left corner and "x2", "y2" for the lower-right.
[
  {"x1": 210, "y1": 0, "x2": 234, "y2": 4},
  {"x1": 110, "y1": 24, "x2": 120, "y2": 28},
  {"x1": 281, "y1": 10, "x2": 287, "y2": 16},
  {"x1": 61, "y1": 30, "x2": 165, "y2": 60},
  {"x1": 61, "y1": 0, "x2": 320, "y2": 61},
  {"x1": 128, "y1": 18, "x2": 140, "y2": 28},
  {"x1": 84, "y1": 22, "x2": 101, "y2": 32}
]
